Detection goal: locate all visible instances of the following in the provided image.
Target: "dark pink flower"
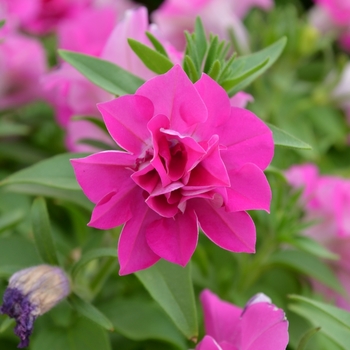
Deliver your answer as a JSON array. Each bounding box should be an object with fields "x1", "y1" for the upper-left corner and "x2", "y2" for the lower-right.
[
  {"x1": 71, "y1": 65, "x2": 274, "y2": 274},
  {"x1": 196, "y1": 290, "x2": 289, "y2": 350},
  {"x1": 286, "y1": 164, "x2": 350, "y2": 309}
]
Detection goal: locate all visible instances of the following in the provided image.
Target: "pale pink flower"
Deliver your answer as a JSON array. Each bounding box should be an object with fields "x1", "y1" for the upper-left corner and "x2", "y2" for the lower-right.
[
  {"x1": 332, "y1": 63, "x2": 350, "y2": 124},
  {"x1": 71, "y1": 65, "x2": 274, "y2": 275},
  {"x1": 230, "y1": 92, "x2": 254, "y2": 108},
  {"x1": 45, "y1": 6, "x2": 180, "y2": 151},
  {"x1": 0, "y1": 32, "x2": 46, "y2": 110},
  {"x1": 152, "y1": 0, "x2": 273, "y2": 51},
  {"x1": 196, "y1": 290, "x2": 289, "y2": 350},
  {"x1": 310, "y1": 0, "x2": 350, "y2": 51},
  {"x1": 286, "y1": 164, "x2": 350, "y2": 309}
]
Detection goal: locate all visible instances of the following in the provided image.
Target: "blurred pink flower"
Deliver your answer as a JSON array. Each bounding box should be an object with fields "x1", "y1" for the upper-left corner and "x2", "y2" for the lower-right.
[
  {"x1": 196, "y1": 290, "x2": 289, "y2": 350},
  {"x1": 332, "y1": 63, "x2": 350, "y2": 124},
  {"x1": 230, "y1": 91, "x2": 254, "y2": 108},
  {"x1": 310, "y1": 0, "x2": 350, "y2": 51},
  {"x1": 44, "y1": 6, "x2": 181, "y2": 152},
  {"x1": 0, "y1": 32, "x2": 46, "y2": 110},
  {"x1": 152, "y1": 0, "x2": 273, "y2": 51},
  {"x1": 286, "y1": 164, "x2": 350, "y2": 309},
  {"x1": 71, "y1": 65, "x2": 274, "y2": 275}
]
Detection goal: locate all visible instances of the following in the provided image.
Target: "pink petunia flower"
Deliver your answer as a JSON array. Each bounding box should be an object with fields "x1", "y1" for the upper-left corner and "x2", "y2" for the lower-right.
[
  {"x1": 196, "y1": 290, "x2": 289, "y2": 350},
  {"x1": 152, "y1": 0, "x2": 273, "y2": 51},
  {"x1": 286, "y1": 164, "x2": 350, "y2": 310},
  {"x1": 309, "y1": 0, "x2": 350, "y2": 51},
  {"x1": 71, "y1": 64, "x2": 274, "y2": 275},
  {"x1": 0, "y1": 32, "x2": 47, "y2": 110}
]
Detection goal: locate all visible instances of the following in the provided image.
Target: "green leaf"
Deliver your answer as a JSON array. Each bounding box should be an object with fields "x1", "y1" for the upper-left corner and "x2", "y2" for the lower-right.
[
  {"x1": 0, "y1": 20, "x2": 4, "y2": 29},
  {"x1": 289, "y1": 295, "x2": 350, "y2": 349},
  {"x1": 71, "y1": 247, "x2": 117, "y2": 279},
  {"x1": 221, "y1": 58, "x2": 269, "y2": 91},
  {"x1": 59, "y1": 50, "x2": 144, "y2": 95},
  {"x1": 285, "y1": 235, "x2": 339, "y2": 261},
  {"x1": 135, "y1": 260, "x2": 198, "y2": 341},
  {"x1": 128, "y1": 39, "x2": 174, "y2": 74},
  {"x1": 296, "y1": 327, "x2": 321, "y2": 350},
  {"x1": 0, "y1": 210, "x2": 25, "y2": 234},
  {"x1": 31, "y1": 197, "x2": 59, "y2": 266},
  {"x1": 267, "y1": 123, "x2": 312, "y2": 150},
  {"x1": 78, "y1": 138, "x2": 113, "y2": 151},
  {"x1": 32, "y1": 317, "x2": 111, "y2": 350},
  {"x1": 227, "y1": 37, "x2": 287, "y2": 96},
  {"x1": 69, "y1": 294, "x2": 114, "y2": 332},
  {"x1": 207, "y1": 60, "x2": 221, "y2": 81},
  {"x1": 0, "y1": 317, "x2": 15, "y2": 333},
  {"x1": 194, "y1": 17, "x2": 207, "y2": 65},
  {"x1": 145, "y1": 31, "x2": 169, "y2": 57},
  {"x1": 0, "y1": 121, "x2": 30, "y2": 137},
  {"x1": 203, "y1": 36, "x2": 219, "y2": 73},
  {"x1": 0, "y1": 237, "x2": 42, "y2": 278},
  {"x1": 184, "y1": 55, "x2": 199, "y2": 82},
  {"x1": 99, "y1": 298, "x2": 186, "y2": 349},
  {"x1": 0, "y1": 153, "x2": 92, "y2": 210},
  {"x1": 269, "y1": 250, "x2": 344, "y2": 294}
]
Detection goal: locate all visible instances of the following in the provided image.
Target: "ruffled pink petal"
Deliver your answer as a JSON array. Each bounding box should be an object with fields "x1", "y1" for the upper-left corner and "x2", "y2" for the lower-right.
[
  {"x1": 193, "y1": 74, "x2": 231, "y2": 139},
  {"x1": 241, "y1": 302, "x2": 289, "y2": 350},
  {"x1": 118, "y1": 199, "x2": 161, "y2": 275},
  {"x1": 146, "y1": 209, "x2": 198, "y2": 266},
  {"x1": 88, "y1": 184, "x2": 140, "y2": 230},
  {"x1": 136, "y1": 65, "x2": 208, "y2": 134},
  {"x1": 97, "y1": 95, "x2": 154, "y2": 155},
  {"x1": 190, "y1": 200, "x2": 256, "y2": 253},
  {"x1": 224, "y1": 163, "x2": 271, "y2": 212},
  {"x1": 70, "y1": 151, "x2": 136, "y2": 203},
  {"x1": 218, "y1": 107, "x2": 274, "y2": 171},
  {"x1": 200, "y1": 290, "x2": 241, "y2": 345},
  {"x1": 196, "y1": 336, "x2": 223, "y2": 350},
  {"x1": 186, "y1": 136, "x2": 230, "y2": 189},
  {"x1": 132, "y1": 163, "x2": 160, "y2": 194}
]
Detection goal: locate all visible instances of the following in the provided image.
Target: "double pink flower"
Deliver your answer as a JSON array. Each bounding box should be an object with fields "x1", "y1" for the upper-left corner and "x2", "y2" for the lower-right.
[{"x1": 72, "y1": 65, "x2": 273, "y2": 275}]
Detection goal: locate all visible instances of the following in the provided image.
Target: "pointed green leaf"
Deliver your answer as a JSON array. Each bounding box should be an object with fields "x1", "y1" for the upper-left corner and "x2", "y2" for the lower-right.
[
  {"x1": 135, "y1": 260, "x2": 198, "y2": 341},
  {"x1": 99, "y1": 298, "x2": 187, "y2": 349},
  {"x1": 59, "y1": 50, "x2": 144, "y2": 95},
  {"x1": 227, "y1": 37, "x2": 287, "y2": 96},
  {"x1": 221, "y1": 58, "x2": 269, "y2": 91},
  {"x1": 194, "y1": 17, "x2": 207, "y2": 65},
  {"x1": 289, "y1": 295, "x2": 350, "y2": 350},
  {"x1": 69, "y1": 294, "x2": 114, "y2": 332},
  {"x1": 269, "y1": 250, "x2": 344, "y2": 294},
  {"x1": 145, "y1": 31, "x2": 169, "y2": 57},
  {"x1": 267, "y1": 123, "x2": 312, "y2": 150},
  {"x1": 203, "y1": 36, "x2": 219, "y2": 73},
  {"x1": 31, "y1": 317, "x2": 111, "y2": 350},
  {"x1": 207, "y1": 60, "x2": 221, "y2": 81},
  {"x1": 0, "y1": 317, "x2": 15, "y2": 333},
  {"x1": 184, "y1": 55, "x2": 199, "y2": 82},
  {"x1": 128, "y1": 39, "x2": 174, "y2": 74},
  {"x1": 0, "y1": 153, "x2": 92, "y2": 210},
  {"x1": 71, "y1": 247, "x2": 117, "y2": 279},
  {"x1": 285, "y1": 235, "x2": 339, "y2": 260},
  {"x1": 296, "y1": 327, "x2": 321, "y2": 350},
  {"x1": 0, "y1": 210, "x2": 25, "y2": 234},
  {"x1": 31, "y1": 197, "x2": 59, "y2": 266}
]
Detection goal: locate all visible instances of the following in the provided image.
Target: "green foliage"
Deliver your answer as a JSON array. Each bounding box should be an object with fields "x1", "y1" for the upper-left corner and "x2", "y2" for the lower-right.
[
  {"x1": 289, "y1": 295, "x2": 350, "y2": 349},
  {"x1": 31, "y1": 197, "x2": 60, "y2": 266},
  {"x1": 136, "y1": 260, "x2": 198, "y2": 341},
  {"x1": 59, "y1": 50, "x2": 145, "y2": 95},
  {"x1": 128, "y1": 39, "x2": 174, "y2": 74}
]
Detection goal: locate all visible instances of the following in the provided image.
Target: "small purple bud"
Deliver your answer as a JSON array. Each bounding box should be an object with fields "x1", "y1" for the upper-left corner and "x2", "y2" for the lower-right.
[{"x1": 0, "y1": 265, "x2": 70, "y2": 348}]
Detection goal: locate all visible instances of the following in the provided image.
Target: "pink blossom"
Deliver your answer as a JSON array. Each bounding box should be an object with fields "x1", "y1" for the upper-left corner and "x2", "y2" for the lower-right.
[
  {"x1": 0, "y1": 32, "x2": 46, "y2": 110},
  {"x1": 152, "y1": 0, "x2": 273, "y2": 51},
  {"x1": 71, "y1": 65, "x2": 274, "y2": 275},
  {"x1": 230, "y1": 92, "x2": 254, "y2": 109},
  {"x1": 196, "y1": 290, "x2": 289, "y2": 350},
  {"x1": 45, "y1": 6, "x2": 180, "y2": 151},
  {"x1": 286, "y1": 164, "x2": 350, "y2": 309},
  {"x1": 310, "y1": 0, "x2": 350, "y2": 51}
]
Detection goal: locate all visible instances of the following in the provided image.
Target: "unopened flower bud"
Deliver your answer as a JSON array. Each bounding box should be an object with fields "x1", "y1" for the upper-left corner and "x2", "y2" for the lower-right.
[{"x1": 0, "y1": 265, "x2": 70, "y2": 348}]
